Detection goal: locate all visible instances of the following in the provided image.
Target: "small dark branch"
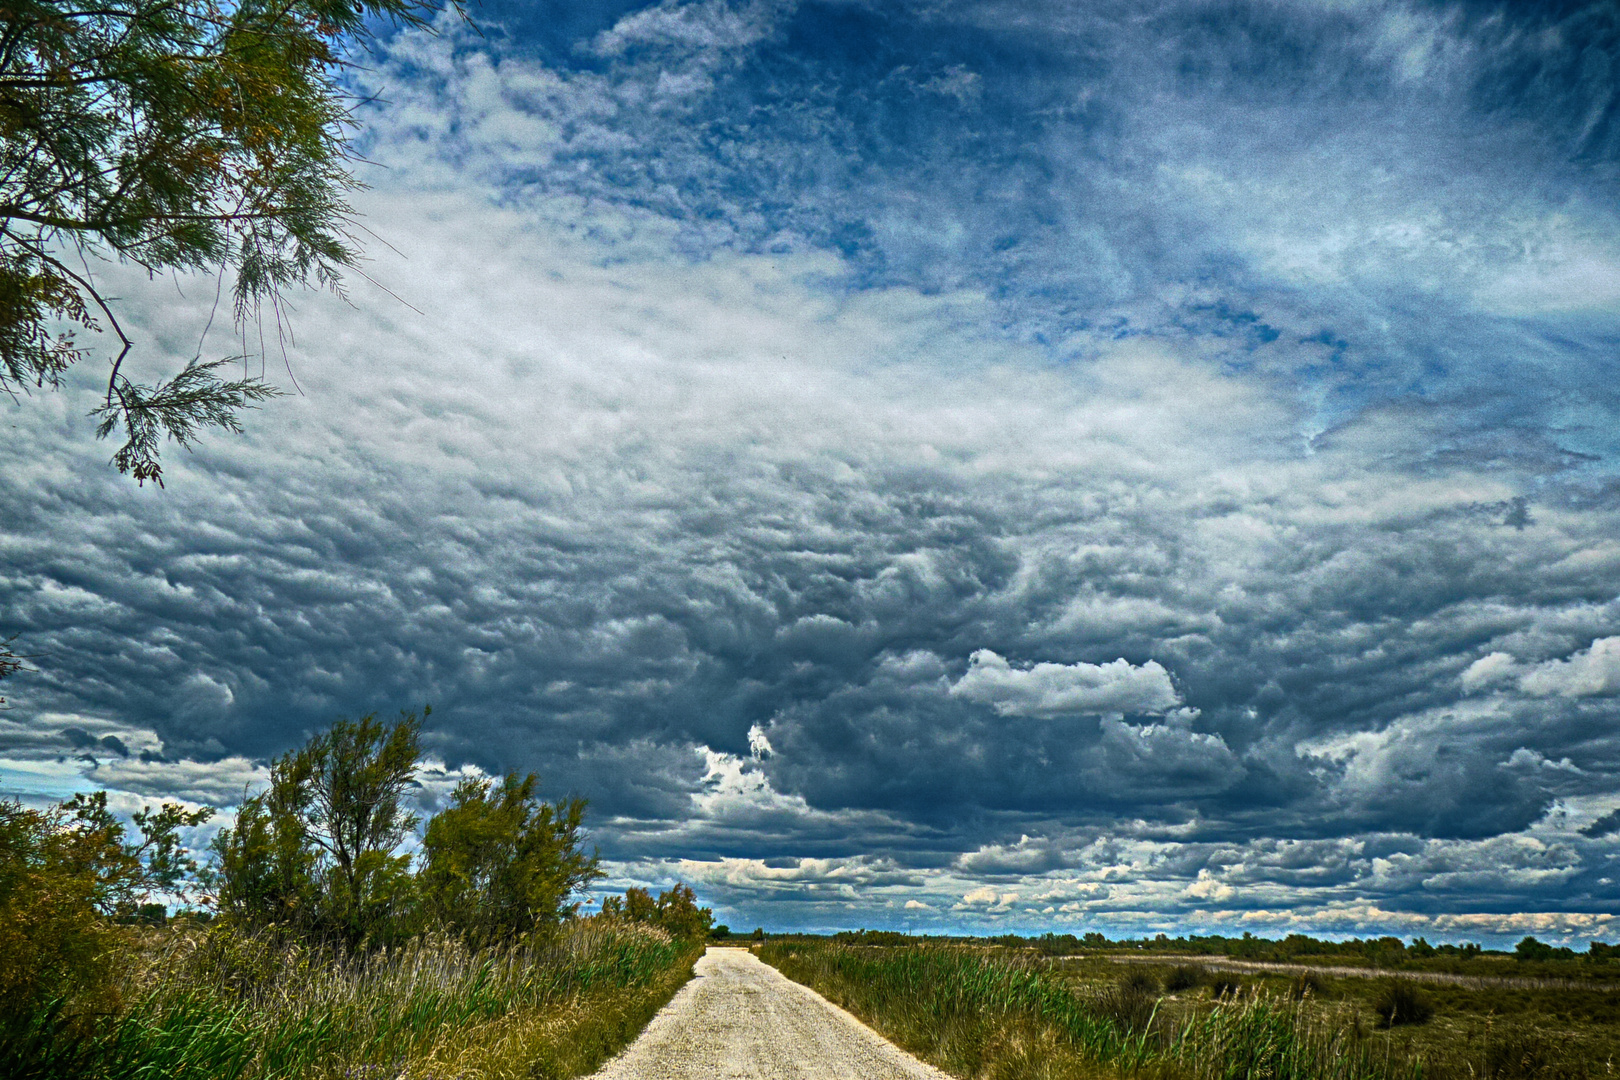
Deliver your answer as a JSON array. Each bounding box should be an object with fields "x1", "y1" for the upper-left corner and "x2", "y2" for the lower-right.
[
  {"x1": 0, "y1": 634, "x2": 33, "y2": 708},
  {"x1": 38, "y1": 254, "x2": 133, "y2": 402}
]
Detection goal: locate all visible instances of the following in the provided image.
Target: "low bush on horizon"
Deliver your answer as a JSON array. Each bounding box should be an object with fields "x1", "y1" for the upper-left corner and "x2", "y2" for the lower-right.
[
  {"x1": 1163, "y1": 964, "x2": 1208, "y2": 993},
  {"x1": 986, "y1": 930, "x2": 1620, "y2": 983},
  {"x1": 1372, "y1": 981, "x2": 1434, "y2": 1028}
]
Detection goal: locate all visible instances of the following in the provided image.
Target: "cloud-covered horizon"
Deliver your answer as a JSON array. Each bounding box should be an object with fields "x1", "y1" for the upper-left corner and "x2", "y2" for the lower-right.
[{"x1": 3, "y1": 0, "x2": 1619, "y2": 945}]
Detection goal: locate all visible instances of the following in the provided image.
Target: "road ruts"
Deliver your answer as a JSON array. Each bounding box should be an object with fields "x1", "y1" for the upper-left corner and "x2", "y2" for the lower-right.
[{"x1": 586, "y1": 947, "x2": 953, "y2": 1080}]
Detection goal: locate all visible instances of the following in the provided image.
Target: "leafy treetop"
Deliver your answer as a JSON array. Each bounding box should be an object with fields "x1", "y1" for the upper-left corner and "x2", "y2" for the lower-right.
[
  {"x1": 0, "y1": 792, "x2": 211, "y2": 1033},
  {"x1": 0, "y1": 0, "x2": 442, "y2": 484}
]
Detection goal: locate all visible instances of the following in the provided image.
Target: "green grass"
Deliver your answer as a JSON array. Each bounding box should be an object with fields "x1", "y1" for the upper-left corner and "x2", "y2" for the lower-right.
[
  {"x1": 1186, "y1": 963, "x2": 1620, "y2": 1079},
  {"x1": 760, "y1": 940, "x2": 1428, "y2": 1080},
  {"x1": 6, "y1": 918, "x2": 699, "y2": 1080}
]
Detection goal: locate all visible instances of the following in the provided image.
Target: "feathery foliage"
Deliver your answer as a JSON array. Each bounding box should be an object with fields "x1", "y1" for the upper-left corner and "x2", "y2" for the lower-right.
[
  {"x1": 0, "y1": 793, "x2": 211, "y2": 1045},
  {"x1": 0, "y1": 0, "x2": 442, "y2": 482},
  {"x1": 213, "y1": 709, "x2": 424, "y2": 948},
  {"x1": 420, "y1": 771, "x2": 603, "y2": 947},
  {"x1": 601, "y1": 882, "x2": 714, "y2": 942}
]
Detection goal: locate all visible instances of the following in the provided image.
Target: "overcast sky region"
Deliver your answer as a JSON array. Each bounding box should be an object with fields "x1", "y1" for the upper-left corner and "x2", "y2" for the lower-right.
[{"x1": 4, "y1": 0, "x2": 1620, "y2": 944}]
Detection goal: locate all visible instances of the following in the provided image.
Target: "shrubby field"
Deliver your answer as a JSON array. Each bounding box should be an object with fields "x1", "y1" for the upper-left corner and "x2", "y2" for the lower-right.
[
  {"x1": 762, "y1": 937, "x2": 1619, "y2": 1080},
  {"x1": 7, "y1": 918, "x2": 698, "y2": 1080},
  {"x1": 0, "y1": 711, "x2": 710, "y2": 1079}
]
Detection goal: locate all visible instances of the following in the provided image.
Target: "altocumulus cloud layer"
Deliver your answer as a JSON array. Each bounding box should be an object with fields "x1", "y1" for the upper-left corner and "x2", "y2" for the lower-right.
[{"x1": 3, "y1": 0, "x2": 1620, "y2": 943}]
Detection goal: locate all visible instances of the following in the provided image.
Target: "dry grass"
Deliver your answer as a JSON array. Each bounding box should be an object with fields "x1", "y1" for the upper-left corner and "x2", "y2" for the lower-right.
[
  {"x1": 760, "y1": 940, "x2": 1425, "y2": 1080},
  {"x1": 1098, "y1": 958, "x2": 1620, "y2": 1080},
  {"x1": 4, "y1": 918, "x2": 699, "y2": 1080}
]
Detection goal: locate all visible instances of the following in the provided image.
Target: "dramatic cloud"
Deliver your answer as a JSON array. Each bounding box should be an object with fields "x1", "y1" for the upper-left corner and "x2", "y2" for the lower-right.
[
  {"x1": 949, "y1": 651, "x2": 1182, "y2": 717},
  {"x1": 1520, "y1": 637, "x2": 1620, "y2": 698},
  {"x1": 2, "y1": 0, "x2": 1619, "y2": 943}
]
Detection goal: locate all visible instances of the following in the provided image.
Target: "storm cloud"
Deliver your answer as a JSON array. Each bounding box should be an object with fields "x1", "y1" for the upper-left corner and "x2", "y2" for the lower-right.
[{"x1": 3, "y1": 0, "x2": 1619, "y2": 943}]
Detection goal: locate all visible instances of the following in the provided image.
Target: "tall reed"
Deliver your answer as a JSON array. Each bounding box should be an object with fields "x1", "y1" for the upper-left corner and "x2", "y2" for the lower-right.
[
  {"x1": 10, "y1": 918, "x2": 698, "y2": 1080},
  {"x1": 761, "y1": 941, "x2": 1425, "y2": 1080}
]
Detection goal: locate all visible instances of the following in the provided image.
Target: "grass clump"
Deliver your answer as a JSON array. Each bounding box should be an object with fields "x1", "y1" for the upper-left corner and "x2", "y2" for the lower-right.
[
  {"x1": 1482, "y1": 1029, "x2": 1598, "y2": 1080},
  {"x1": 1291, "y1": 971, "x2": 1327, "y2": 1001},
  {"x1": 1371, "y1": 981, "x2": 1434, "y2": 1028},
  {"x1": 1098, "y1": 971, "x2": 1162, "y2": 1035},
  {"x1": 1164, "y1": 965, "x2": 1207, "y2": 993}
]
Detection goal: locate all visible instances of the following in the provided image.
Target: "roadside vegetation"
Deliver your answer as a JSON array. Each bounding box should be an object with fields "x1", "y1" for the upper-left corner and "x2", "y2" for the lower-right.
[
  {"x1": 976, "y1": 930, "x2": 1620, "y2": 984},
  {"x1": 0, "y1": 709, "x2": 711, "y2": 1079},
  {"x1": 761, "y1": 938, "x2": 1619, "y2": 1080}
]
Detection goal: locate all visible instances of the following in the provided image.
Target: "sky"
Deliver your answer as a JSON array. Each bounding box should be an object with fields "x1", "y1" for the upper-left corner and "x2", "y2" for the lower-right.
[{"x1": 3, "y1": 0, "x2": 1620, "y2": 946}]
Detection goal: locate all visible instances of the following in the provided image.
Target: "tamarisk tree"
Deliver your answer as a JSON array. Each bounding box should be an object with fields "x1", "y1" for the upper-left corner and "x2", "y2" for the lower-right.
[
  {"x1": 214, "y1": 708, "x2": 604, "y2": 950},
  {"x1": 214, "y1": 709, "x2": 424, "y2": 948},
  {"x1": 420, "y1": 772, "x2": 602, "y2": 947},
  {"x1": 0, "y1": 0, "x2": 439, "y2": 484}
]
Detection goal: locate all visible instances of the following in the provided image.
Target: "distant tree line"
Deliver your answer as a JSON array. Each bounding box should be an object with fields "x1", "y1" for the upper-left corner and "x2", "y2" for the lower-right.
[{"x1": 825, "y1": 928, "x2": 1619, "y2": 966}]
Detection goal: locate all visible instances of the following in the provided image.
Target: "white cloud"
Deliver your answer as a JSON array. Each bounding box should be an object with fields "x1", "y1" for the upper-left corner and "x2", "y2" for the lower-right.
[
  {"x1": 81, "y1": 755, "x2": 268, "y2": 807},
  {"x1": 589, "y1": 0, "x2": 780, "y2": 56},
  {"x1": 672, "y1": 854, "x2": 921, "y2": 893},
  {"x1": 1519, "y1": 637, "x2": 1620, "y2": 698},
  {"x1": 1184, "y1": 869, "x2": 1236, "y2": 903},
  {"x1": 956, "y1": 835, "x2": 1067, "y2": 875},
  {"x1": 1461, "y1": 651, "x2": 1518, "y2": 692},
  {"x1": 948, "y1": 650, "x2": 1182, "y2": 717},
  {"x1": 747, "y1": 723, "x2": 774, "y2": 760}
]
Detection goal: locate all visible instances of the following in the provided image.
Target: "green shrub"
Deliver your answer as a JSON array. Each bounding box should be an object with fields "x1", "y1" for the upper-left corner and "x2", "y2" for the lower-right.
[
  {"x1": 1164, "y1": 963, "x2": 1207, "y2": 992},
  {"x1": 1372, "y1": 980, "x2": 1434, "y2": 1027},
  {"x1": 600, "y1": 883, "x2": 714, "y2": 942},
  {"x1": 214, "y1": 710, "x2": 605, "y2": 952},
  {"x1": 211, "y1": 710, "x2": 424, "y2": 949},
  {"x1": 0, "y1": 794, "x2": 209, "y2": 1049},
  {"x1": 1290, "y1": 971, "x2": 1326, "y2": 1000},
  {"x1": 1096, "y1": 972, "x2": 1160, "y2": 1034},
  {"x1": 420, "y1": 772, "x2": 602, "y2": 947}
]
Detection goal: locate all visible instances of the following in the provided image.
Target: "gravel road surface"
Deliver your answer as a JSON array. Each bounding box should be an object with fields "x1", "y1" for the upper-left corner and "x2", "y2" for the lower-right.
[{"x1": 586, "y1": 947, "x2": 953, "y2": 1080}]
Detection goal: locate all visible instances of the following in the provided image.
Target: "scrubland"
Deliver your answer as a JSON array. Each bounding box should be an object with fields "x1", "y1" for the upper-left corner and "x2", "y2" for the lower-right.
[
  {"x1": 4, "y1": 918, "x2": 700, "y2": 1080},
  {"x1": 761, "y1": 939, "x2": 1619, "y2": 1080},
  {"x1": 1, "y1": 713, "x2": 711, "y2": 1080}
]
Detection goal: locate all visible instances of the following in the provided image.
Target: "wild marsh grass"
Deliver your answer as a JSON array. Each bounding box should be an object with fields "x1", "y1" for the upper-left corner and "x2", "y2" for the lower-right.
[
  {"x1": 760, "y1": 940, "x2": 1425, "y2": 1080},
  {"x1": 5, "y1": 918, "x2": 698, "y2": 1080}
]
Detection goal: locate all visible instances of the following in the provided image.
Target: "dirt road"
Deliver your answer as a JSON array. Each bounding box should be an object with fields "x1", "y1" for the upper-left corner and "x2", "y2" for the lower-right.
[{"x1": 587, "y1": 947, "x2": 951, "y2": 1080}]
